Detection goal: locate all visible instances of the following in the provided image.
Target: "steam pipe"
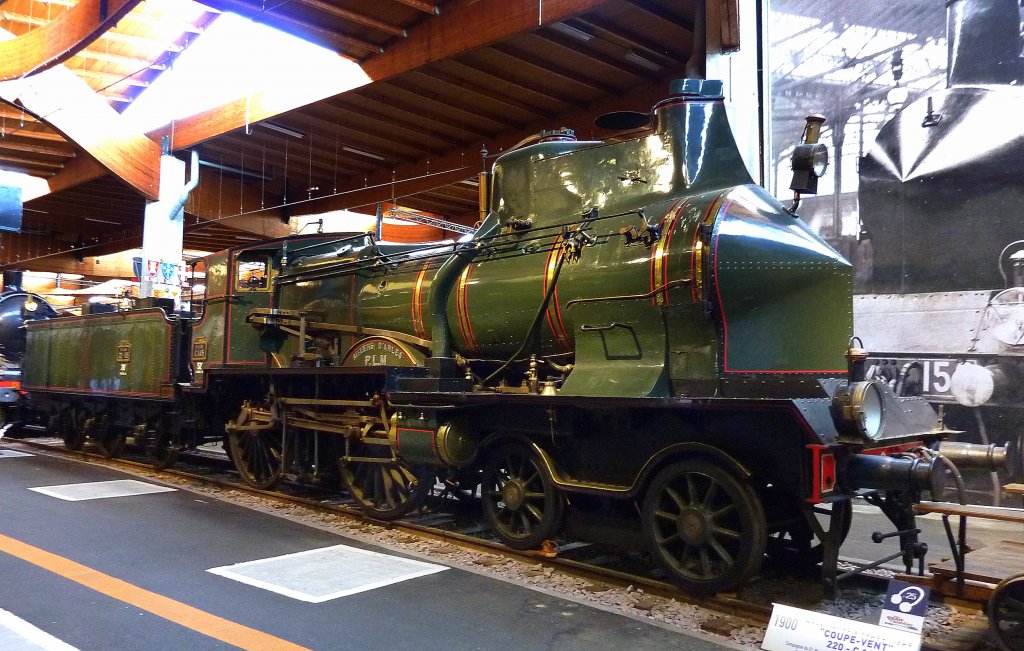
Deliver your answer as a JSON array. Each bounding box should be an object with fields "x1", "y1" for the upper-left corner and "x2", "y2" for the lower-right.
[{"x1": 169, "y1": 150, "x2": 200, "y2": 222}]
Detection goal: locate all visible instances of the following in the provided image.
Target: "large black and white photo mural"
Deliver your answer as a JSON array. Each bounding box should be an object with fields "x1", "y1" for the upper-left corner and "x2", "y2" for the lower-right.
[{"x1": 767, "y1": 0, "x2": 1024, "y2": 503}]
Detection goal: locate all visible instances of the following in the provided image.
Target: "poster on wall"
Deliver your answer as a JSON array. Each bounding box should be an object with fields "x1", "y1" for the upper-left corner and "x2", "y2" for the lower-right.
[{"x1": 766, "y1": 0, "x2": 1024, "y2": 503}]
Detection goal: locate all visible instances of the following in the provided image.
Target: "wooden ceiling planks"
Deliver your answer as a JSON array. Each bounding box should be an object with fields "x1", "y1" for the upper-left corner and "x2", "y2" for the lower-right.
[{"x1": 6, "y1": 0, "x2": 698, "y2": 273}]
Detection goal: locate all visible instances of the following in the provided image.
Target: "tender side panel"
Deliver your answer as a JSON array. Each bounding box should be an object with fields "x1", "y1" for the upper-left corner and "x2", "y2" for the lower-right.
[{"x1": 23, "y1": 309, "x2": 175, "y2": 398}]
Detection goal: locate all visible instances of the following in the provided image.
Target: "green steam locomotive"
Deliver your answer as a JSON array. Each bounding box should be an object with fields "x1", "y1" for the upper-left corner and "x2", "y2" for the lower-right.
[{"x1": 17, "y1": 79, "x2": 993, "y2": 594}]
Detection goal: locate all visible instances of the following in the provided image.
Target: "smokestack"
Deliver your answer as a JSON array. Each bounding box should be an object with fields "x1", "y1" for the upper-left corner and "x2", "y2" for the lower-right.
[{"x1": 947, "y1": 0, "x2": 1022, "y2": 86}]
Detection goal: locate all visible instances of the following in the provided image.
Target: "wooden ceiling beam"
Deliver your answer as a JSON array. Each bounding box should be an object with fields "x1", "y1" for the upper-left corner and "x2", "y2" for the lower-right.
[
  {"x1": 294, "y1": 0, "x2": 408, "y2": 38},
  {"x1": 339, "y1": 92, "x2": 490, "y2": 143},
  {"x1": 299, "y1": 77, "x2": 674, "y2": 216},
  {"x1": 443, "y1": 59, "x2": 574, "y2": 108},
  {"x1": 1, "y1": 125, "x2": 67, "y2": 142},
  {"x1": 0, "y1": 60, "x2": 162, "y2": 199},
  {"x1": 72, "y1": 68, "x2": 150, "y2": 89},
  {"x1": 154, "y1": 0, "x2": 613, "y2": 149},
  {"x1": 576, "y1": 16, "x2": 690, "y2": 62},
  {"x1": 535, "y1": 32, "x2": 659, "y2": 80},
  {"x1": 0, "y1": 138, "x2": 75, "y2": 157},
  {"x1": 412, "y1": 70, "x2": 554, "y2": 121},
  {"x1": 0, "y1": 9, "x2": 184, "y2": 53},
  {"x1": 0, "y1": 0, "x2": 143, "y2": 81},
  {"x1": 69, "y1": 49, "x2": 168, "y2": 71},
  {"x1": 393, "y1": 0, "x2": 439, "y2": 14},
  {"x1": 202, "y1": 0, "x2": 383, "y2": 53},
  {"x1": 301, "y1": 101, "x2": 458, "y2": 155},
  {"x1": 623, "y1": 0, "x2": 695, "y2": 31},
  {"x1": 41, "y1": 0, "x2": 614, "y2": 199},
  {"x1": 0, "y1": 154, "x2": 64, "y2": 169},
  {"x1": 490, "y1": 43, "x2": 619, "y2": 96}
]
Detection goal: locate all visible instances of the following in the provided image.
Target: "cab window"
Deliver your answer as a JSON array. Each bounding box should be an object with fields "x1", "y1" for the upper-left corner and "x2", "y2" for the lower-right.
[{"x1": 236, "y1": 254, "x2": 269, "y2": 291}]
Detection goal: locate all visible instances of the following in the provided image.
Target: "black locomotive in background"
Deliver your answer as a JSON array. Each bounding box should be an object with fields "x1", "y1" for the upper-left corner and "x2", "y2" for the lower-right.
[{"x1": 853, "y1": 0, "x2": 1024, "y2": 503}]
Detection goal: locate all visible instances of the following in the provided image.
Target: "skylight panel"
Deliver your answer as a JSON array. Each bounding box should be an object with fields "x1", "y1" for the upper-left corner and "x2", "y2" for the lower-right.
[{"x1": 122, "y1": 9, "x2": 367, "y2": 134}]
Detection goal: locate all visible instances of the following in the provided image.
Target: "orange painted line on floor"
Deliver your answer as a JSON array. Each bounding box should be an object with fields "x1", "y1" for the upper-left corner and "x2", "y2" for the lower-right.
[{"x1": 0, "y1": 533, "x2": 310, "y2": 651}]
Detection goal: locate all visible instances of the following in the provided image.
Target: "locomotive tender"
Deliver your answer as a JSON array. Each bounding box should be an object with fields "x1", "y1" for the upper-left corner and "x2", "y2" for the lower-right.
[{"x1": 19, "y1": 78, "x2": 987, "y2": 594}]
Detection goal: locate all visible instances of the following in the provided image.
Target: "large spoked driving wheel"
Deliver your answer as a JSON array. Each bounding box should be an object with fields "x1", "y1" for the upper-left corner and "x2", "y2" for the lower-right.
[
  {"x1": 226, "y1": 401, "x2": 284, "y2": 489},
  {"x1": 340, "y1": 440, "x2": 431, "y2": 520},
  {"x1": 642, "y1": 459, "x2": 767, "y2": 594},
  {"x1": 989, "y1": 574, "x2": 1024, "y2": 651},
  {"x1": 481, "y1": 442, "x2": 565, "y2": 550}
]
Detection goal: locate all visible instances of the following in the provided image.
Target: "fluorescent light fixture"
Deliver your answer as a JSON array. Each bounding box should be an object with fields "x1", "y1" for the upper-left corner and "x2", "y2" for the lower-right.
[
  {"x1": 342, "y1": 146, "x2": 386, "y2": 161},
  {"x1": 234, "y1": 235, "x2": 260, "y2": 241},
  {"x1": 85, "y1": 217, "x2": 122, "y2": 226},
  {"x1": 260, "y1": 122, "x2": 304, "y2": 139},
  {"x1": 550, "y1": 22, "x2": 594, "y2": 42},
  {"x1": 460, "y1": 179, "x2": 479, "y2": 187},
  {"x1": 624, "y1": 50, "x2": 661, "y2": 72}
]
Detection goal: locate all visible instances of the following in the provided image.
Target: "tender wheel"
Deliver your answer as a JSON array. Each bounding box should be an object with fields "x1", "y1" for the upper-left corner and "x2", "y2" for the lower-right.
[
  {"x1": 989, "y1": 574, "x2": 1024, "y2": 651},
  {"x1": 146, "y1": 427, "x2": 180, "y2": 470},
  {"x1": 58, "y1": 410, "x2": 85, "y2": 451},
  {"x1": 93, "y1": 418, "x2": 125, "y2": 459},
  {"x1": 642, "y1": 459, "x2": 767, "y2": 594},
  {"x1": 226, "y1": 402, "x2": 284, "y2": 489},
  {"x1": 481, "y1": 442, "x2": 565, "y2": 550},
  {"x1": 340, "y1": 440, "x2": 431, "y2": 520}
]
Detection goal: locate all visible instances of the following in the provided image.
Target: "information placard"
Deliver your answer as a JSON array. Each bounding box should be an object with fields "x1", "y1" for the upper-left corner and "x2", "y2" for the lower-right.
[{"x1": 762, "y1": 603, "x2": 921, "y2": 651}]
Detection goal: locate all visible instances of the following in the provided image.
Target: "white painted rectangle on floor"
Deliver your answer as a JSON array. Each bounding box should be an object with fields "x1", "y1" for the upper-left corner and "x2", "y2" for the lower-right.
[
  {"x1": 28, "y1": 479, "x2": 176, "y2": 502},
  {"x1": 0, "y1": 607, "x2": 78, "y2": 651},
  {"x1": 0, "y1": 449, "x2": 33, "y2": 458},
  {"x1": 208, "y1": 544, "x2": 447, "y2": 603}
]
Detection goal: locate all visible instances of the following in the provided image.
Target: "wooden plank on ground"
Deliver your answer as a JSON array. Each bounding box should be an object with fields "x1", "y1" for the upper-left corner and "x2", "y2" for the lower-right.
[
  {"x1": 915, "y1": 502, "x2": 1024, "y2": 524},
  {"x1": 930, "y1": 540, "x2": 1024, "y2": 583}
]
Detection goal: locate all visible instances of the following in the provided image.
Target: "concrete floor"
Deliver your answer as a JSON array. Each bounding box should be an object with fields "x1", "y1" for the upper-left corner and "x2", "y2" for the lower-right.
[{"x1": 0, "y1": 444, "x2": 738, "y2": 651}]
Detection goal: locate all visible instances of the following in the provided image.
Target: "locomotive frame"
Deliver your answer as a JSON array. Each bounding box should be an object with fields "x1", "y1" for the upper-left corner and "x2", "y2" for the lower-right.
[{"x1": 13, "y1": 78, "x2": 999, "y2": 596}]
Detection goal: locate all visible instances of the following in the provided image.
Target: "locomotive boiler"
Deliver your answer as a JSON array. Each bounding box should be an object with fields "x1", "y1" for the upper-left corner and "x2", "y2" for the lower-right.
[
  {"x1": 20, "y1": 78, "x2": 999, "y2": 595},
  {"x1": 856, "y1": 0, "x2": 1024, "y2": 501}
]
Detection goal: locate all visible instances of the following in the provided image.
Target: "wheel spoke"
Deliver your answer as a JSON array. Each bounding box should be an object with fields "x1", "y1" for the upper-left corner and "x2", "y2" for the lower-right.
[
  {"x1": 664, "y1": 486, "x2": 686, "y2": 512},
  {"x1": 703, "y1": 481, "x2": 719, "y2": 510},
  {"x1": 710, "y1": 525, "x2": 742, "y2": 540},
  {"x1": 685, "y1": 474, "x2": 699, "y2": 505},
  {"x1": 525, "y1": 503, "x2": 543, "y2": 523},
  {"x1": 709, "y1": 538, "x2": 735, "y2": 565},
  {"x1": 699, "y1": 547, "x2": 712, "y2": 579}
]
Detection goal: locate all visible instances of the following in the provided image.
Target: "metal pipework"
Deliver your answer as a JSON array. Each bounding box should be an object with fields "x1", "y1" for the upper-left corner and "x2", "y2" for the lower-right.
[
  {"x1": 169, "y1": 150, "x2": 200, "y2": 222},
  {"x1": 933, "y1": 440, "x2": 1018, "y2": 474},
  {"x1": 845, "y1": 453, "x2": 944, "y2": 501}
]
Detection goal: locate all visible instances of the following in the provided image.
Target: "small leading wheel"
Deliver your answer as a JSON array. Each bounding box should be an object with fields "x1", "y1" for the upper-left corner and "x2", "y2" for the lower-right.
[
  {"x1": 340, "y1": 440, "x2": 432, "y2": 520},
  {"x1": 989, "y1": 573, "x2": 1024, "y2": 651},
  {"x1": 226, "y1": 402, "x2": 284, "y2": 489},
  {"x1": 642, "y1": 459, "x2": 767, "y2": 595},
  {"x1": 481, "y1": 441, "x2": 565, "y2": 550}
]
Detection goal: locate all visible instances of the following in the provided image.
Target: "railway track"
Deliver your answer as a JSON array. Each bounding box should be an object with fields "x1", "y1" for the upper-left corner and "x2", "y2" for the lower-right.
[{"x1": 3, "y1": 434, "x2": 998, "y2": 650}]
